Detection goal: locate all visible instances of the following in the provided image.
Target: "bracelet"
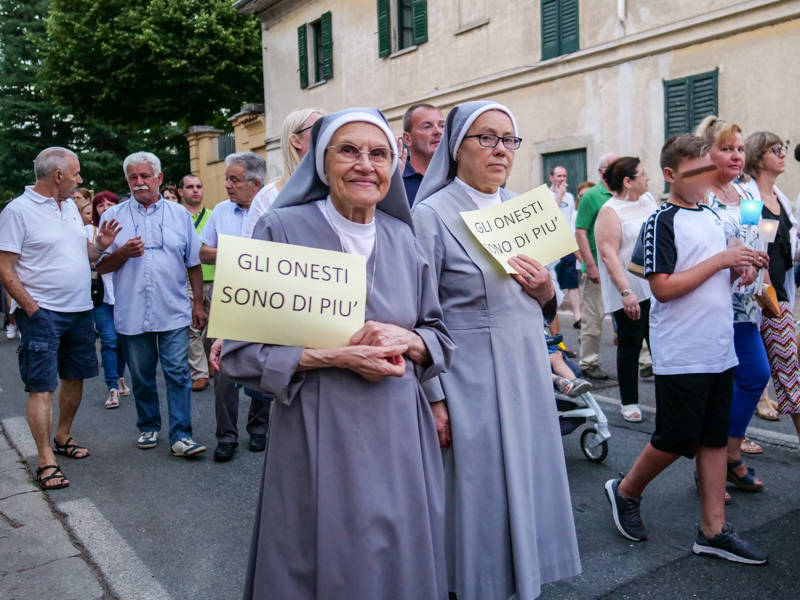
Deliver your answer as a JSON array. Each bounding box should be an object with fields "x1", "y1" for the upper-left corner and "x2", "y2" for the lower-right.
[{"x1": 92, "y1": 241, "x2": 108, "y2": 255}]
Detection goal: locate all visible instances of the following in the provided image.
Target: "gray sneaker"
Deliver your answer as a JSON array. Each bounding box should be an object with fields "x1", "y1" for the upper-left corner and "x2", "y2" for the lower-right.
[
  {"x1": 137, "y1": 431, "x2": 158, "y2": 449},
  {"x1": 692, "y1": 522, "x2": 767, "y2": 565},
  {"x1": 171, "y1": 437, "x2": 207, "y2": 457},
  {"x1": 605, "y1": 477, "x2": 647, "y2": 541},
  {"x1": 583, "y1": 365, "x2": 611, "y2": 380}
]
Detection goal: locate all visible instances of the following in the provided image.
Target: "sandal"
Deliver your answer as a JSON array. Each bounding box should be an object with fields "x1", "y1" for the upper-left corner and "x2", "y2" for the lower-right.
[
  {"x1": 756, "y1": 397, "x2": 780, "y2": 421},
  {"x1": 53, "y1": 436, "x2": 90, "y2": 459},
  {"x1": 740, "y1": 437, "x2": 763, "y2": 454},
  {"x1": 621, "y1": 404, "x2": 643, "y2": 423},
  {"x1": 554, "y1": 376, "x2": 592, "y2": 397},
  {"x1": 726, "y1": 460, "x2": 763, "y2": 492},
  {"x1": 35, "y1": 464, "x2": 69, "y2": 490}
]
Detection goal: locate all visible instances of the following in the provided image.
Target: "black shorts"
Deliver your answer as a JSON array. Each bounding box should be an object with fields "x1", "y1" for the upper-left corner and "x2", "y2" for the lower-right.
[
  {"x1": 15, "y1": 308, "x2": 98, "y2": 393},
  {"x1": 555, "y1": 254, "x2": 579, "y2": 290},
  {"x1": 651, "y1": 369, "x2": 734, "y2": 459}
]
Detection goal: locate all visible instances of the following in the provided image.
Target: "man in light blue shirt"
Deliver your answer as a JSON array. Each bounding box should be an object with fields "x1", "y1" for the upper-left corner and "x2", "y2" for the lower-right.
[
  {"x1": 199, "y1": 152, "x2": 270, "y2": 461},
  {"x1": 98, "y1": 151, "x2": 208, "y2": 457}
]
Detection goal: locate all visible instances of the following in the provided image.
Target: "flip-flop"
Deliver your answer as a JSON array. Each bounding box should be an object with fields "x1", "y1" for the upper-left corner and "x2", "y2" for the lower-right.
[
  {"x1": 35, "y1": 464, "x2": 69, "y2": 490},
  {"x1": 53, "y1": 436, "x2": 90, "y2": 459},
  {"x1": 756, "y1": 398, "x2": 780, "y2": 421},
  {"x1": 740, "y1": 437, "x2": 763, "y2": 454}
]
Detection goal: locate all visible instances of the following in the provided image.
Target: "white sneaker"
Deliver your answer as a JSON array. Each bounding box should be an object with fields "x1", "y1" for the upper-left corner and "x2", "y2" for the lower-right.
[
  {"x1": 137, "y1": 431, "x2": 159, "y2": 449},
  {"x1": 6, "y1": 324, "x2": 17, "y2": 339},
  {"x1": 104, "y1": 389, "x2": 120, "y2": 409},
  {"x1": 171, "y1": 437, "x2": 207, "y2": 457}
]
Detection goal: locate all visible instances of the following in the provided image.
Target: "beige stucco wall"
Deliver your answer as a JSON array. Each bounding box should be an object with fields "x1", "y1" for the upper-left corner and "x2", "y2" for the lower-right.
[{"x1": 253, "y1": 0, "x2": 800, "y2": 200}]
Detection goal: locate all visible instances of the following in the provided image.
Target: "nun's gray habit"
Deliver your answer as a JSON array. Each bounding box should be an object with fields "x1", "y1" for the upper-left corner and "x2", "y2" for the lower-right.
[
  {"x1": 222, "y1": 108, "x2": 454, "y2": 600},
  {"x1": 412, "y1": 101, "x2": 581, "y2": 599}
]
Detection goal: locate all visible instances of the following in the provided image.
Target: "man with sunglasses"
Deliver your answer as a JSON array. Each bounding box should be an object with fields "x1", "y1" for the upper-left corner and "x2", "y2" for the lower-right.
[{"x1": 97, "y1": 152, "x2": 208, "y2": 457}]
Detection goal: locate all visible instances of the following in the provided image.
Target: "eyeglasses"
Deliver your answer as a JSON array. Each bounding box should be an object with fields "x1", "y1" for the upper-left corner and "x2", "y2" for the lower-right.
[
  {"x1": 327, "y1": 143, "x2": 395, "y2": 166},
  {"x1": 294, "y1": 124, "x2": 313, "y2": 136},
  {"x1": 129, "y1": 202, "x2": 165, "y2": 250},
  {"x1": 462, "y1": 134, "x2": 522, "y2": 150},
  {"x1": 769, "y1": 144, "x2": 787, "y2": 157}
]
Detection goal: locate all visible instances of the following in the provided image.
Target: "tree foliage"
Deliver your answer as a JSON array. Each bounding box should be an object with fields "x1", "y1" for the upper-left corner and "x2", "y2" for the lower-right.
[{"x1": 0, "y1": 0, "x2": 263, "y2": 196}]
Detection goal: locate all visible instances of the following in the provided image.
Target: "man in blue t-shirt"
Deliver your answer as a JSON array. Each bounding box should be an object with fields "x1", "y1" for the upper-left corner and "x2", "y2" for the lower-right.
[{"x1": 604, "y1": 134, "x2": 768, "y2": 565}]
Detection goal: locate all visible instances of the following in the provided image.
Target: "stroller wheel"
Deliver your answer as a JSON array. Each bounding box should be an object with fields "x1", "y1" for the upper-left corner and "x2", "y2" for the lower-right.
[{"x1": 580, "y1": 429, "x2": 608, "y2": 463}]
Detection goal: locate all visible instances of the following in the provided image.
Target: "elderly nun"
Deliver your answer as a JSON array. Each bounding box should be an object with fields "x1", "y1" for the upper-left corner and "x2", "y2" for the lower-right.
[
  {"x1": 412, "y1": 101, "x2": 581, "y2": 599},
  {"x1": 221, "y1": 108, "x2": 454, "y2": 600}
]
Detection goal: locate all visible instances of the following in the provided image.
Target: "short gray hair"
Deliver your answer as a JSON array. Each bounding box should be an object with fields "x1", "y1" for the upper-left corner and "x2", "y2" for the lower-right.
[
  {"x1": 225, "y1": 151, "x2": 266, "y2": 185},
  {"x1": 123, "y1": 152, "x2": 162, "y2": 177},
  {"x1": 33, "y1": 147, "x2": 78, "y2": 180}
]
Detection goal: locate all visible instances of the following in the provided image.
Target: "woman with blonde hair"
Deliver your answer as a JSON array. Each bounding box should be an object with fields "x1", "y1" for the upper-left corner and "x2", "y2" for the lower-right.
[
  {"x1": 742, "y1": 132, "x2": 800, "y2": 447},
  {"x1": 241, "y1": 108, "x2": 324, "y2": 237},
  {"x1": 696, "y1": 115, "x2": 770, "y2": 492}
]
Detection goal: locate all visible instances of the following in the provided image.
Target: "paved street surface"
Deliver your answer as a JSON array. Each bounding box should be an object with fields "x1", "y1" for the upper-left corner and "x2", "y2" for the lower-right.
[{"x1": 1, "y1": 314, "x2": 798, "y2": 599}]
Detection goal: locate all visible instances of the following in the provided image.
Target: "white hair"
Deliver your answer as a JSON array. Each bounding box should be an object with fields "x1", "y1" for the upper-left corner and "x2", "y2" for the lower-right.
[
  {"x1": 33, "y1": 147, "x2": 78, "y2": 180},
  {"x1": 123, "y1": 151, "x2": 162, "y2": 177},
  {"x1": 225, "y1": 151, "x2": 266, "y2": 185},
  {"x1": 598, "y1": 152, "x2": 618, "y2": 171}
]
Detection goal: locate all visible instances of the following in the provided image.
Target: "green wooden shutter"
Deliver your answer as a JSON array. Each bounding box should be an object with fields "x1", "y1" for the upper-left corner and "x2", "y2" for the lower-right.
[
  {"x1": 297, "y1": 24, "x2": 308, "y2": 89},
  {"x1": 377, "y1": 0, "x2": 391, "y2": 57},
  {"x1": 663, "y1": 78, "x2": 689, "y2": 139},
  {"x1": 411, "y1": 0, "x2": 427, "y2": 45},
  {"x1": 559, "y1": 0, "x2": 579, "y2": 54},
  {"x1": 320, "y1": 11, "x2": 333, "y2": 80},
  {"x1": 541, "y1": 0, "x2": 559, "y2": 60},
  {"x1": 689, "y1": 69, "x2": 718, "y2": 130}
]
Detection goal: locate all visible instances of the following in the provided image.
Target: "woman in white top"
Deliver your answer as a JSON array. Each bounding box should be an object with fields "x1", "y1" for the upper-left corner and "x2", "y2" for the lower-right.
[
  {"x1": 87, "y1": 191, "x2": 129, "y2": 408},
  {"x1": 241, "y1": 108, "x2": 324, "y2": 238},
  {"x1": 595, "y1": 157, "x2": 657, "y2": 423}
]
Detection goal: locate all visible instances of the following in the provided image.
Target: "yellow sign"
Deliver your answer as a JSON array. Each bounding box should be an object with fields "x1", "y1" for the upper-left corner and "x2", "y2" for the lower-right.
[
  {"x1": 207, "y1": 234, "x2": 366, "y2": 349},
  {"x1": 460, "y1": 184, "x2": 579, "y2": 273}
]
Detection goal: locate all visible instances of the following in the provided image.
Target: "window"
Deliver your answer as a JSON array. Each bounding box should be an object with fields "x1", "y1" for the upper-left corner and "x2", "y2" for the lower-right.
[
  {"x1": 298, "y1": 11, "x2": 333, "y2": 89},
  {"x1": 541, "y1": 0, "x2": 579, "y2": 60},
  {"x1": 542, "y1": 148, "x2": 587, "y2": 200},
  {"x1": 663, "y1": 69, "x2": 719, "y2": 139},
  {"x1": 217, "y1": 133, "x2": 235, "y2": 161},
  {"x1": 378, "y1": 0, "x2": 427, "y2": 57}
]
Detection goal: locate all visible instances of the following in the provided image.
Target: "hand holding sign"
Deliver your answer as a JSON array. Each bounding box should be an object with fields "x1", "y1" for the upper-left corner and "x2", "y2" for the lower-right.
[
  {"x1": 508, "y1": 254, "x2": 555, "y2": 305},
  {"x1": 460, "y1": 184, "x2": 579, "y2": 273}
]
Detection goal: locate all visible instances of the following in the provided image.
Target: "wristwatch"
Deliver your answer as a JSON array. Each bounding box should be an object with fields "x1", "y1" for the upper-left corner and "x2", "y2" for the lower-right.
[{"x1": 620, "y1": 289, "x2": 633, "y2": 297}]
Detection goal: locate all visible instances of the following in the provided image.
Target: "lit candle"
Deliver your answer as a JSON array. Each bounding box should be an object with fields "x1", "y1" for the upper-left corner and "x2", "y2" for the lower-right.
[
  {"x1": 740, "y1": 197, "x2": 763, "y2": 225},
  {"x1": 758, "y1": 218, "x2": 779, "y2": 244}
]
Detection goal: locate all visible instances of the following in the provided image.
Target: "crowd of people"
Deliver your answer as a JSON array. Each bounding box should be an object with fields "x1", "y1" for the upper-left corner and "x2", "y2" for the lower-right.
[{"x1": 0, "y1": 99, "x2": 799, "y2": 599}]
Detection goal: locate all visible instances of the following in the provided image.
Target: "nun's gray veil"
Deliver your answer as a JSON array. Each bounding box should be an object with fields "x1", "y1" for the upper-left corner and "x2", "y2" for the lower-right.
[
  {"x1": 270, "y1": 107, "x2": 412, "y2": 227},
  {"x1": 413, "y1": 100, "x2": 518, "y2": 206}
]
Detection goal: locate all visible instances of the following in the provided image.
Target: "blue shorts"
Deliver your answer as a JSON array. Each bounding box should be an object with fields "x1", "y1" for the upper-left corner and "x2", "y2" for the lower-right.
[
  {"x1": 555, "y1": 254, "x2": 580, "y2": 290},
  {"x1": 15, "y1": 308, "x2": 98, "y2": 393}
]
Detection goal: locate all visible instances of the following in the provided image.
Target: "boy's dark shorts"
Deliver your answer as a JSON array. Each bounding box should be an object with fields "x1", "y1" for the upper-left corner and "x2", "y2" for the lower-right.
[
  {"x1": 651, "y1": 369, "x2": 734, "y2": 459},
  {"x1": 15, "y1": 308, "x2": 98, "y2": 393},
  {"x1": 555, "y1": 254, "x2": 580, "y2": 290}
]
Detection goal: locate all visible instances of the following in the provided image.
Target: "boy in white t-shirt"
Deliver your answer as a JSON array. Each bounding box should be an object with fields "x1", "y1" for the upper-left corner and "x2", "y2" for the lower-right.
[{"x1": 604, "y1": 134, "x2": 768, "y2": 565}]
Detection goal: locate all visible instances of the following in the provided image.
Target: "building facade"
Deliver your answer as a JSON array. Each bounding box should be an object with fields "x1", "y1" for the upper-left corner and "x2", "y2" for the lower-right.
[{"x1": 234, "y1": 0, "x2": 800, "y2": 198}]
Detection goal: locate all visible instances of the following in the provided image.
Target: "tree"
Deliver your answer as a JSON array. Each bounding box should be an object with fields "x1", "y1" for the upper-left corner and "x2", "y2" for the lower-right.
[
  {"x1": 42, "y1": 0, "x2": 263, "y2": 129},
  {"x1": 0, "y1": 0, "x2": 74, "y2": 200}
]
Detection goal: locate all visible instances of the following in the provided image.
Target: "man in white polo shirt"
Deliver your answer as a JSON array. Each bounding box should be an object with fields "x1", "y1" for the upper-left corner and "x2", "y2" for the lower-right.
[{"x1": 0, "y1": 147, "x2": 121, "y2": 490}]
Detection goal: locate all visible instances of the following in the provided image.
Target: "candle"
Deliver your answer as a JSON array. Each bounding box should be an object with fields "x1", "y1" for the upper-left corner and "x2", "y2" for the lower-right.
[
  {"x1": 758, "y1": 218, "x2": 779, "y2": 244},
  {"x1": 740, "y1": 197, "x2": 763, "y2": 225}
]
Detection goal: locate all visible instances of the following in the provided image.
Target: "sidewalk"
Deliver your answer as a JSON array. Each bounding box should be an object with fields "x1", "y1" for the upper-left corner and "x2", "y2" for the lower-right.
[{"x1": 0, "y1": 423, "x2": 106, "y2": 600}]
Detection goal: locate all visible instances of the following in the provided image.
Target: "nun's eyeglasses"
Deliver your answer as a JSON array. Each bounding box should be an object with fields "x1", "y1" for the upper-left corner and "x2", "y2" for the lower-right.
[
  {"x1": 463, "y1": 134, "x2": 522, "y2": 150},
  {"x1": 328, "y1": 143, "x2": 394, "y2": 165}
]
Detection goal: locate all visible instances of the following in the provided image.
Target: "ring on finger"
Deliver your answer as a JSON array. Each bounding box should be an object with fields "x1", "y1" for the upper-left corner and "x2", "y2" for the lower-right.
[{"x1": 523, "y1": 273, "x2": 533, "y2": 281}]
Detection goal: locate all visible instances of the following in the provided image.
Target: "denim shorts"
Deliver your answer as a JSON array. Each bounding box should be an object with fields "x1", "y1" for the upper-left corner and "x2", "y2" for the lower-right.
[{"x1": 15, "y1": 308, "x2": 98, "y2": 392}]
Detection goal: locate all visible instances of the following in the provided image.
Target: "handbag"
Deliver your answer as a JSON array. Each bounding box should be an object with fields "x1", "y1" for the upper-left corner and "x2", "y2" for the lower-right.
[
  {"x1": 755, "y1": 283, "x2": 780, "y2": 318},
  {"x1": 90, "y1": 270, "x2": 105, "y2": 308}
]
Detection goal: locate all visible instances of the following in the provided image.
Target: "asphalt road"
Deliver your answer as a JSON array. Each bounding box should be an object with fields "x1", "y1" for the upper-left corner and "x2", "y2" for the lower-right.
[{"x1": 1, "y1": 313, "x2": 798, "y2": 599}]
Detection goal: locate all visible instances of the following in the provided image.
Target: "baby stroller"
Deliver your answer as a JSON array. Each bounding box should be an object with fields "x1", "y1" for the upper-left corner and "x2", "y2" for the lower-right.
[{"x1": 548, "y1": 334, "x2": 611, "y2": 463}]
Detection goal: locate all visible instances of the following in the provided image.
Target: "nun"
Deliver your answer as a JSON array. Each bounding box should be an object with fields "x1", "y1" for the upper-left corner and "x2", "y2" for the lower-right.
[
  {"x1": 221, "y1": 108, "x2": 453, "y2": 600},
  {"x1": 412, "y1": 101, "x2": 581, "y2": 599}
]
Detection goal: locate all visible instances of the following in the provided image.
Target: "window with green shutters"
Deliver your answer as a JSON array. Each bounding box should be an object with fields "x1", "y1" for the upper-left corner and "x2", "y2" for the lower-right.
[
  {"x1": 541, "y1": 0, "x2": 579, "y2": 60},
  {"x1": 663, "y1": 69, "x2": 719, "y2": 139},
  {"x1": 297, "y1": 11, "x2": 333, "y2": 89},
  {"x1": 378, "y1": 0, "x2": 427, "y2": 57}
]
